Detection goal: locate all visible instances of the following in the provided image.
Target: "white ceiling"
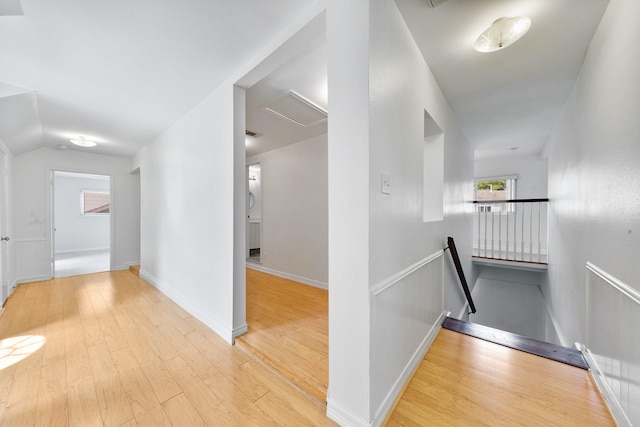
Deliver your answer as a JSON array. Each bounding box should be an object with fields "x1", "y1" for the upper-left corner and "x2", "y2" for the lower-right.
[
  {"x1": 0, "y1": 0, "x2": 319, "y2": 157},
  {"x1": 0, "y1": 0, "x2": 609, "y2": 160},
  {"x1": 245, "y1": 36, "x2": 327, "y2": 158},
  {"x1": 394, "y1": 0, "x2": 609, "y2": 159}
]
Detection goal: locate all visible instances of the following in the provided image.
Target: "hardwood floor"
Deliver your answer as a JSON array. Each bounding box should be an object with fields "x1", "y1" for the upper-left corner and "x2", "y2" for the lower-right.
[
  {"x1": 0, "y1": 271, "x2": 334, "y2": 426},
  {"x1": 386, "y1": 328, "x2": 615, "y2": 426},
  {"x1": 1, "y1": 269, "x2": 613, "y2": 426},
  {"x1": 237, "y1": 268, "x2": 329, "y2": 404}
]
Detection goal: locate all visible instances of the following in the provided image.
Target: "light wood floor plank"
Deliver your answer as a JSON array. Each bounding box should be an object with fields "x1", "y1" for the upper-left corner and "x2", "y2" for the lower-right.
[
  {"x1": 86, "y1": 343, "x2": 134, "y2": 427},
  {"x1": 386, "y1": 328, "x2": 615, "y2": 426},
  {"x1": 160, "y1": 392, "x2": 206, "y2": 427},
  {"x1": 66, "y1": 348, "x2": 103, "y2": 427},
  {"x1": 164, "y1": 355, "x2": 236, "y2": 426},
  {"x1": 3, "y1": 269, "x2": 608, "y2": 426},
  {"x1": 237, "y1": 268, "x2": 329, "y2": 404},
  {"x1": 35, "y1": 355, "x2": 68, "y2": 427},
  {"x1": 110, "y1": 347, "x2": 172, "y2": 426}
]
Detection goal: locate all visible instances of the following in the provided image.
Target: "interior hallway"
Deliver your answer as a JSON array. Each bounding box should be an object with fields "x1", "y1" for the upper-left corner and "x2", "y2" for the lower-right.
[{"x1": 0, "y1": 271, "x2": 333, "y2": 426}]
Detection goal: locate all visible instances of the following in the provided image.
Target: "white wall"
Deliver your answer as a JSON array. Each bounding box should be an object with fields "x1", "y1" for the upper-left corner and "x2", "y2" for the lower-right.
[
  {"x1": 12, "y1": 147, "x2": 140, "y2": 282},
  {"x1": 544, "y1": 2, "x2": 640, "y2": 421},
  {"x1": 133, "y1": 0, "x2": 328, "y2": 347},
  {"x1": 53, "y1": 173, "x2": 110, "y2": 253},
  {"x1": 327, "y1": 0, "x2": 473, "y2": 424},
  {"x1": 247, "y1": 134, "x2": 328, "y2": 288},
  {"x1": 544, "y1": 0, "x2": 640, "y2": 346},
  {"x1": 137, "y1": 82, "x2": 241, "y2": 343},
  {"x1": 475, "y1": 154, "x2": 548, "y2": 199}
]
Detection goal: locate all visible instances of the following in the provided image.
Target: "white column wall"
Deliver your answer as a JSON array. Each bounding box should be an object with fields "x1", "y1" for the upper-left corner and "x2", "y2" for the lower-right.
[
  {"x1": 545, "y1": 0, "x2": 640, "y2": 344},
  {"x1": 327, "y1": 0, "x2": 473, "y2": 424},
  {"x1": 12, "y1": 147, "x2": 140, "y2": 282},
  {"x1": 327, "y1": 0, "x2": 372, "y2": 423},
  {"x1": 138, "y1": 83, "x2": 238, "y2": 343},
  {"x1": 368, "y1": 0, "x2": 473, "y2": 421}
]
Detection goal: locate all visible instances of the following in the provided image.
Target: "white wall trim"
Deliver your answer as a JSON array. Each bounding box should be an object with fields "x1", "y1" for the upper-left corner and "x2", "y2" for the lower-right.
[
  {"x1": 586, "y1": 261, "x2": 640, "y2": 305},
  {"x1": 580, "y1": 345, "x2": 633, "y2": 427},
  {"x1": 14, "y1": 237, "x2": 47, "y2": 243},
  {"x1": 55, "y1": 247, "x2": 110, "y2": 254},
  {"x1": 245, "y1": 262, "x2": 328, "y2": 290},
  {"x1": 16, "y1": 276, "x2": 50, "y2": 284},
  {"x1": 232, "y1": 323, "x2": 248, "y2": 343},
  {"x1": 372, "y1": 250, "x2": 444, "y2": 296},
  {"x1": 371, "y1": 310, "x2": 447, "y2": 427},
  {"x1": 115, "y1": 260, "x2": 140, "y2": 271},
  {"x1": 140, "y1": 269, "x2": 235, "y2": 344},
  {"x1": 326, "y1": 398, "x2": 369, "y2": 427}
]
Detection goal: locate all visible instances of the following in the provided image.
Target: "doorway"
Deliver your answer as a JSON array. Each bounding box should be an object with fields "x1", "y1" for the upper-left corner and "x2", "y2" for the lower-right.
[
  {"x1": 247, "y1": 163, "x2": 262, "y2": 264},
  {"x1": 52, "y1": 171, "x2": 112, "y2": 278},
  {"x1": 0, "y1": 148, "x2": 10, "y2": 304}
]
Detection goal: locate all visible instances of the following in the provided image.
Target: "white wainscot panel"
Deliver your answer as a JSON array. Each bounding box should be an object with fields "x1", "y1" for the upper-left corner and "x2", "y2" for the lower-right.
[
  {"x1": 586, "y1": 262, "x2": 640, "y2": 426},
  {"x1": 15, "y1": 238, "x2": 51, "y2": 283},
  {"x1": 371, "y1": 251, "x2": 445, "y2": 422}
]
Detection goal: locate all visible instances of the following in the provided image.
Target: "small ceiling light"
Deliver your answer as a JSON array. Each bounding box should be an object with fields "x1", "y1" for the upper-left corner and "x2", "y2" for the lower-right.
[
  {"x1": 474, "y1": 17, "x2": 531, "y2": 53},
  {"x1": 69, "y1": 137, "x2": 97, "y2": 147}
]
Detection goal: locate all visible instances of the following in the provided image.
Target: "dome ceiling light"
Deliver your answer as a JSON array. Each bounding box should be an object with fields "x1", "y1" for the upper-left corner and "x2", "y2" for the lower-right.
[
  {"x1": 69, "y1": 136, "x2": 97, "y2": 147},
  {"x1": 474, "y1": 16, "x2": 531, "y2": 53}
]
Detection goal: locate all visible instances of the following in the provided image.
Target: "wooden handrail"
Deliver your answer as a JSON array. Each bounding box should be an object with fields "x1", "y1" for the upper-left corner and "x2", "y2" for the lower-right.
[
  {"x1": 472, "y1": 198, "x2": 549, "y2": 204},
  {"x1": 446, "y1": 237, "x2": 476, "y2": 314}
]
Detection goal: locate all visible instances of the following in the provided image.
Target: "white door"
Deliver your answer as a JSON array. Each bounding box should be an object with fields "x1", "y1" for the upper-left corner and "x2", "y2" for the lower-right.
[{"x1": 0, "y1": 149, "x2": 10, "y2": 304}]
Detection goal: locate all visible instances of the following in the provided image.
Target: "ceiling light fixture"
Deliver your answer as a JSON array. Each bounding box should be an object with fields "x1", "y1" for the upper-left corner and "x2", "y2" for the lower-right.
[
  {"x1": 69, "y1": 137, "x2": 97, "y2": 147},
  {"x1": 474, "y1": 16, "x2": 531, "y2": 53}
]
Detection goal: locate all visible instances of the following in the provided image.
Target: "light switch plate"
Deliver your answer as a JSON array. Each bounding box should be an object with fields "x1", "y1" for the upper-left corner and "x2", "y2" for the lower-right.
[{"x1": 381, "y1": 173, "x2": 391, "y2": 194}]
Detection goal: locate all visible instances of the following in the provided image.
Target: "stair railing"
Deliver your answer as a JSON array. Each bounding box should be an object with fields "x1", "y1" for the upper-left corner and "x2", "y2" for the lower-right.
[{"x1": 446, "y1": 236, "x2": 476, "y2": 314}]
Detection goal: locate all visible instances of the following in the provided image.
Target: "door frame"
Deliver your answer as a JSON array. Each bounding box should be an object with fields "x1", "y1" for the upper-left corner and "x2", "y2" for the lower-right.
[
  {"x1": 0, "y1": 146, "x2": 10, "y2": 304},
  {"x1": 48, "y1": 168, "x2": 115, "y2": 278},
  {"x1": 246, "y1": 161, "x2": 262, "y2": 264}
]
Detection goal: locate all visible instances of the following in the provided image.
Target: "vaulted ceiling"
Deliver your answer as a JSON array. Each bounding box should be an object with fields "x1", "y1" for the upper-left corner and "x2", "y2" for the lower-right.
[
  {"x1": 0, "y1": 0, "x2": 319, "y2": 157},
  {"x1": 0, "y1": 0, "x2": 609, "y2": 160}
]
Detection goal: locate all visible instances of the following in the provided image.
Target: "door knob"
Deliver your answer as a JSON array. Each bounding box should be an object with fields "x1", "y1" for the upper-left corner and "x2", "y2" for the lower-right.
[{"x1": 1, "y1": 237, "x2": 9, "y2": 241}]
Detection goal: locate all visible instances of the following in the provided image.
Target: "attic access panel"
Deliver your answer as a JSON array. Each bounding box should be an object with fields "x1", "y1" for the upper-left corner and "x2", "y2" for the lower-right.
[{"x1": 263, "y1": 90, "x2": 327, "y2": 127}]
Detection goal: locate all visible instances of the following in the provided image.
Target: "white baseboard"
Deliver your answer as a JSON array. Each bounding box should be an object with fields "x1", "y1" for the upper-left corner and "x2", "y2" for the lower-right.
[
  {"x1": 140, "y1": 269, "x2": 235, "y2": 344},
  {"x1": 580, "y1": 344, "x2": 632, "y2": 427},
  {"x1": 16, "y1": 275, "x2": 51, "y2": 284},
  {"x1": 55, "y1": 247, "x2": 110, "y2": 254},
  {"x1": 232, "y1": 323, "x2": 248, "y2": 343},
  {"x1": 327, "y1": 311, "x2": 447, "y2": 427},
  {"x1": 326, "y1": 398, "x2": 369, "y2": 427},
  {"x1": 115, "y1": 260, "x2": 140, "y2": 271},
  {"x1": 371, "y1": 310, "x2": 447, "y2": 426},
  {"x1": 246, "y1": 263, "x2": 328, "y2": 290}
]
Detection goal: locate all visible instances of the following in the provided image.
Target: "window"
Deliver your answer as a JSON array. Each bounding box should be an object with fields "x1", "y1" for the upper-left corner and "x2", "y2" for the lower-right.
[
  {"x1": 82, "y1": 191, "x2": 110, "y2": 214},
  {"x1": 474, "y1": 175, "x2": 516, "y2": 212}
]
